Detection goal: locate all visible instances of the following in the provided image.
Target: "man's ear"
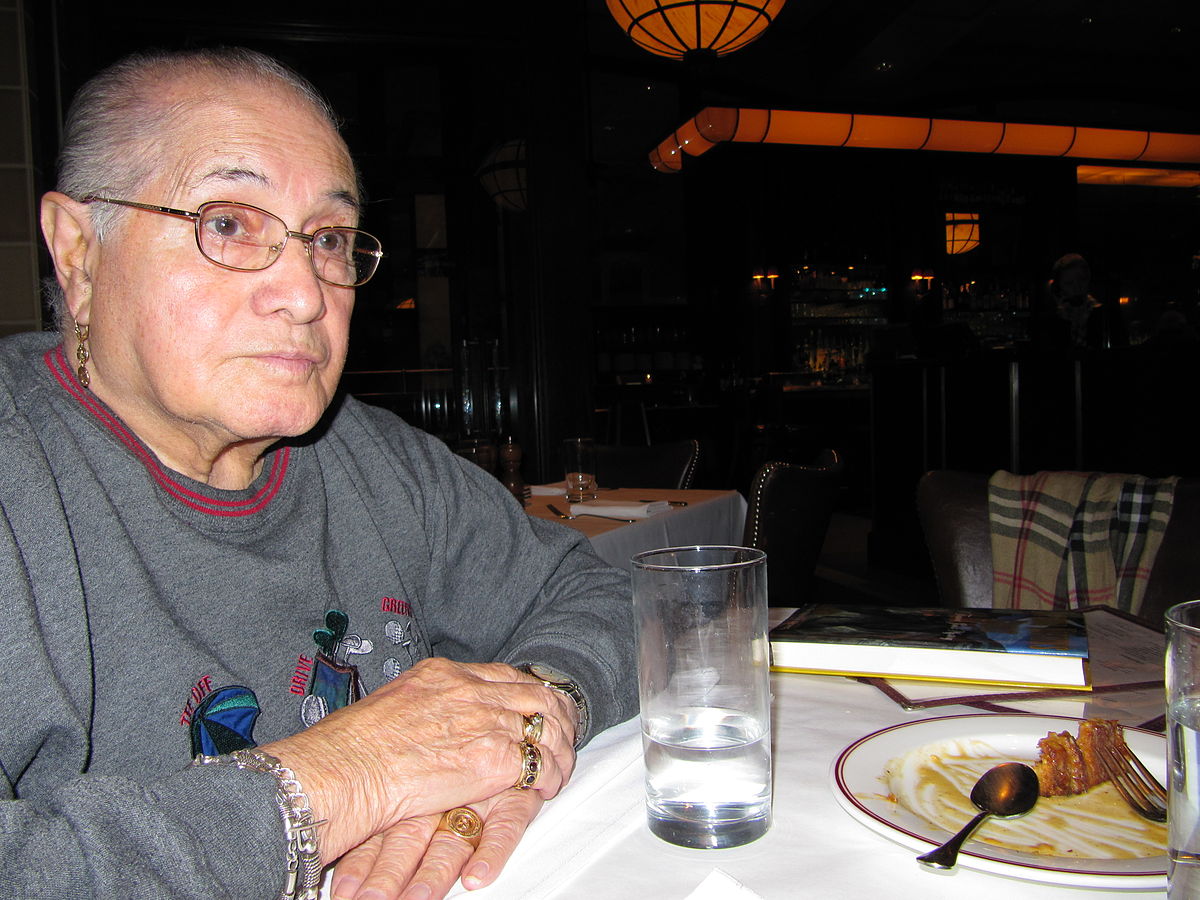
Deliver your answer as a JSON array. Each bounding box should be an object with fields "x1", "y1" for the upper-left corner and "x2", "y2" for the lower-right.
[{"x1": 40, "y1": 191, "x2": 99, "y2": 323}]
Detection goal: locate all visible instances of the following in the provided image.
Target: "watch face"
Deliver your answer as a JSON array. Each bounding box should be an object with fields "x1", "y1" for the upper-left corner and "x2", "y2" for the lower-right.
[{"x1": 525, "y1": 663, "x2": 568, "y2": 686}]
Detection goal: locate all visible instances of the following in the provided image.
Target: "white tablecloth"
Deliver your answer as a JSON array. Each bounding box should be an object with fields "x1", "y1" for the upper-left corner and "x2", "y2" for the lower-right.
[
  {"x1": 452, "y1": 673, "x2": 1165, "y2": 899},
  {"x1": 525, "y1": 488, "x2": 748, "y2": 572}
]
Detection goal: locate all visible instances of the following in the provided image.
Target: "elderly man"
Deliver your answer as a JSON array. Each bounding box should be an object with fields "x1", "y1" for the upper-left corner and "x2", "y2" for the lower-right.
[{"x1": 0, "y1": 47, "x2": 637, "y2": 899}]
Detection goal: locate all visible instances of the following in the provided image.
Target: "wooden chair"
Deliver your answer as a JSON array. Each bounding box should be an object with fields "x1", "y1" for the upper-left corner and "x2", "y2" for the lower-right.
[
  {"x1": 742, "y1": 449, "x2": 844, "y2": 606},
  {"x1": 594, "y1": 439, "x2": 700, "y2": 490},
  {"x1": 916, "y1": 469, "x2": 1200, "y2": 624}
]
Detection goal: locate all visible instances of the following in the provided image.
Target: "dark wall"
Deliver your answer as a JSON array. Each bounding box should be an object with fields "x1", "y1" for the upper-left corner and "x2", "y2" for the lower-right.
[
  {"x1": 26, "y1": 1, "x2": 603, "y2": 480},
  {"x1": 23, "y1": 1, "x2": 1200, "y2": 500}
]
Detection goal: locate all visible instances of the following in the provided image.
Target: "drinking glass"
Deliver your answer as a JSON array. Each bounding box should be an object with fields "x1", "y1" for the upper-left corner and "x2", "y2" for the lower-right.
[
  {"x1": 1168, "y1": 600, "x2": 1200, "y2": 897},
  {"x1": 630, "y1": 546, "x2": 772, "y2": 849},
  {"x1": 563, "y1": 437, "x2": 598, "y2": 502}
]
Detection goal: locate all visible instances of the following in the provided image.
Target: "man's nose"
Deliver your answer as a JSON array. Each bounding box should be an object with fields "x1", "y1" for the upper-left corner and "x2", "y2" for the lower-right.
[{"x1": 251, "y1": 235, "x2": 328, "y2": 321}]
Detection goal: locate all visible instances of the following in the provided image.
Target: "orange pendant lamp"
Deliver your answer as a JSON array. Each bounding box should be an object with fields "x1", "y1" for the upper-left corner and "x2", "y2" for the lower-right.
[
  {"x1": 606, "y1": 0, "x2": 787, "y2": 60},
  {"x1": 945, "y1": 213, "x2": 980, "y2": 255}
]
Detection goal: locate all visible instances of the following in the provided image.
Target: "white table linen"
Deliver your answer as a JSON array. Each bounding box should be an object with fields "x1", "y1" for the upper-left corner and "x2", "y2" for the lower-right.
[
  {"x1": 570, "y1": 498, "x2": 671, "y2": 518},
  {"x1": 682, "y1": 868, "x2": 765, "y2": 899},
  {"x1": 452, "y1": 672, "x2": 1163, "y2": 900},
  {"x1": 526, "y1": 488, "x2": 748, "y2": 572}
]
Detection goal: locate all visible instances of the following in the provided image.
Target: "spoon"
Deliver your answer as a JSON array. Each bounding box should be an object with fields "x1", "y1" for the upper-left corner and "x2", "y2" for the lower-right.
[{"x1": 916, "y1": 762, "x2": 1039, "y2": 870}]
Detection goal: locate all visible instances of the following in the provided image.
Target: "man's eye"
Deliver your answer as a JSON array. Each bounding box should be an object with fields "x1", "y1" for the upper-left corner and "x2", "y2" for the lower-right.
[
  {"x1": 208, "y1": 215, "x2": 244, "y2": 238},
  {"x1": 315, "y1": 230, "x2": 348, "y2": 254}
]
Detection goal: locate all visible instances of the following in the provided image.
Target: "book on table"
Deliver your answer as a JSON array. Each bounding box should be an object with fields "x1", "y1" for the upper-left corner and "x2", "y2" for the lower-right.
[{"x1": 769, "y1": 603, "x2": 1091, "y2": 689}]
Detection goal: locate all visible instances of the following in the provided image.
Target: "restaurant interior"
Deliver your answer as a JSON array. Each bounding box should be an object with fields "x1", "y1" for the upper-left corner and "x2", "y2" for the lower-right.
[{"x1": 6, "y1": 0, "x2": 1199, "y2": 602}]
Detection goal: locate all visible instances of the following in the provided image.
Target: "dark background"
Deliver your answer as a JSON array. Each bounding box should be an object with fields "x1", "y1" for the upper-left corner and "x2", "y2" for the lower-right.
[{"x1": 18, "y1": 1, "x2": 1200, "y2": 568}]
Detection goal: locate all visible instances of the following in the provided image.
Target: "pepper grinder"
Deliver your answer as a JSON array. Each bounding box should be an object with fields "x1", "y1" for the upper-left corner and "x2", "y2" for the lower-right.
[{"x1": 499, "y1": 436, "x2": 527, "y2": 505}]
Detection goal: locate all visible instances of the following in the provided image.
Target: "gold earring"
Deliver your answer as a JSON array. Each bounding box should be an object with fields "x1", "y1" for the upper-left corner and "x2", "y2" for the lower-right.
[{"x1": 74, "y1": 322, "x2": 91, "y2": 388}]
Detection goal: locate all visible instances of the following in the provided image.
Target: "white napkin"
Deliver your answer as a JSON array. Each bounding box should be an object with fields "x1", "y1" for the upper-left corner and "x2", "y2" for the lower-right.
[
  {"x1": 530, "y1": 482, "x2": 566, "y2": 496},
  {"x1": 569, "y1": 499, "x2": 670, "y2": 518},
  {"x1": 446, "y1": 717, "x2": 645, "y2": 899},
  {"x1": 683, "y1": 868, "x2": 765, "y2": 900}
]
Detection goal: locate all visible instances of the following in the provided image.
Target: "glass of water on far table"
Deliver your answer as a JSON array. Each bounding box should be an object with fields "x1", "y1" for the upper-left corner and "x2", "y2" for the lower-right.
[
  {"x1": 1168, "y1": 600, "x2": 1200, "y2": 898},
  {"x1": 562, "y1": 437, "x2": 598, "y2": 502},
  {"x1": 631, "y1": 545, "x2": 772, "y2": 849}
]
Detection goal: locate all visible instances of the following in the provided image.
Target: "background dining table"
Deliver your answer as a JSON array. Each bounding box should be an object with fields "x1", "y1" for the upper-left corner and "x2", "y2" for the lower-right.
[
  {"x1": 524, "y1": 487, "x2": 748, "y2": 572},
  {"x1": 444, "y1": 608, "x2": 1167, "y2": 900}
]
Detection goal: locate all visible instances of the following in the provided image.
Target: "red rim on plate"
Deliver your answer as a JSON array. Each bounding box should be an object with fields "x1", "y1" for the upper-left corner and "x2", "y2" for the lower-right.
[{"x1": 831, "y1": 713, "x2": 1166, "y2": 889}]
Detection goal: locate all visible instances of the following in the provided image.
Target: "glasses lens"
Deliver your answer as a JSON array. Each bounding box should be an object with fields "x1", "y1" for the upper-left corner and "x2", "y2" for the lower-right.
[
  {"x1": 311, "y1": 228, "x2": 382, "y2": 287},
  {"x1": 196, "y1": 203, "x2": 286, "y2": 271}
]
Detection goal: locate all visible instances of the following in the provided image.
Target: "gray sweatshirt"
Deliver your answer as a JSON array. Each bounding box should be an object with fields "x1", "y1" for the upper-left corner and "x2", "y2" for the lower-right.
[{"x1": 0, "y1": 331, "x2": 638, "y2": 899}]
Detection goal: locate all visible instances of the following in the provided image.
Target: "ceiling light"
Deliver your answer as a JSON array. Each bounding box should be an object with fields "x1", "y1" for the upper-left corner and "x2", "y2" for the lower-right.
[{"x1": 605, "y1": 0, "x2": 787, "y2": 60}]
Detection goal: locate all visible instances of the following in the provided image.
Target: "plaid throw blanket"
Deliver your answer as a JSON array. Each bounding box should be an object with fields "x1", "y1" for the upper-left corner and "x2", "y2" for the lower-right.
[{"x1": 988, "y1": 470, "x2": 1177, "y2": 613}]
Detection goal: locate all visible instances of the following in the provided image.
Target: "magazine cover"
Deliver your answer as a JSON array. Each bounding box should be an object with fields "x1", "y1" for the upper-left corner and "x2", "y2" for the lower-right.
[{"x1": 772, "y1": 604, "x2": 1088, "y2": 657}]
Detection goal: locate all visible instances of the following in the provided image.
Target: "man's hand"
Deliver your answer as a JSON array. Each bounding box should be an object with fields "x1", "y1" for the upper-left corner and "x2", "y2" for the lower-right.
[
  {"x1": 264, "y1": 658, "x2": 576, "y2": 864},
  {"x1": 328, "y1": 789, "x2": 544, "y2": 899}
]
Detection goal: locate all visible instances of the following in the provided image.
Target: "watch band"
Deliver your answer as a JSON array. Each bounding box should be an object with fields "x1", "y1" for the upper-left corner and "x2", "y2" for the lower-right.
[
  {"x1": 516, "y1": 663, "x2": 590, "y2": 747},
  {"x1": 193, "y1": 748, "x2": 323, "y2": 900}
]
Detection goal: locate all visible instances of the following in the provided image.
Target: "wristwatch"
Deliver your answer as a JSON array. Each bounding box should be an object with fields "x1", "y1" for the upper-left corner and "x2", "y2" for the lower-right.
[{"x1": 516, "y1": 663, "x2": 590, "y2": 747}]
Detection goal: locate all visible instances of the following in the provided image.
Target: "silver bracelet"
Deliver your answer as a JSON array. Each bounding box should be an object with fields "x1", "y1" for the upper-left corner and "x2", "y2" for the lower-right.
[{"x1": 193, "y1": 748, "x2": 323, "y2": 900}]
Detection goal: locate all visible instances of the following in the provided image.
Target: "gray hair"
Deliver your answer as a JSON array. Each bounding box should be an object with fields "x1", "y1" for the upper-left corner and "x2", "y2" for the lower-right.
[{"x1": 45, "y1": 47, "x2": 351, "y2": 330}]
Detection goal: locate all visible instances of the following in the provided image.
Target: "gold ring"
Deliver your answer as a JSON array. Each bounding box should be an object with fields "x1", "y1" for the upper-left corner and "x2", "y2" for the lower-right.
[
  {"x1": 522, "y1": 711, "x2": 544, "y2": 744},
  {"x1": 513, "y1": 740, "x2": 542, "y2": 790},
  {"x1": 436, "y1": 807, "x2": 483, "y2": 849}
]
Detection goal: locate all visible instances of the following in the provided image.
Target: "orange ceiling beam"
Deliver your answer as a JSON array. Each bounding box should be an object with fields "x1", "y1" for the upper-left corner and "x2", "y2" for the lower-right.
[
  {"x1": 1076, "y1": 165, "x2": 1200, "y2": 187},
  {"x1": 649, "y1": 107, "x2": 1200, "y2": 172}
]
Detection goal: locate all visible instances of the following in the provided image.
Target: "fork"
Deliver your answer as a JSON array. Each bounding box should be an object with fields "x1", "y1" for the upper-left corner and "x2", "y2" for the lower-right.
[
  {"x1": 1094, "y1": 736, "x2": 1168, "y2": 822},
  {"x1": 546, "y1": 503, "x2": 636, "y2": 523}
]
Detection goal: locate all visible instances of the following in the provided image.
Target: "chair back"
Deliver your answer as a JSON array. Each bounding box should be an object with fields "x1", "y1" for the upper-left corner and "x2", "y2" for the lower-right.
[
  {"x1": 915, "y1": 470, "x2": 993, "y2": 609},
  {"x1": 741, "y1": 449, "x2": 843, "y2": 606},
  {"x1": 916, "y1": 469, "x2": 1200, "y2": 624},
  {"x1": 594, "y1": 439, "x2": 700, "y2": 490}
]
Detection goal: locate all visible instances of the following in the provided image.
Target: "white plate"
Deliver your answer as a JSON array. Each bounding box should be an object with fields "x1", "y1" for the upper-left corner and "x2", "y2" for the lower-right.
[{"x1": 831, "y1": 713, "x2": 1167, "y2": 891}]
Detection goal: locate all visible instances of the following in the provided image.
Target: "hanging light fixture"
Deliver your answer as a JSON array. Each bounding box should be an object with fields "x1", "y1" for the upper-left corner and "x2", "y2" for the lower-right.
[
  {"x1": 945, "y1": 212, "x2": 980, "y2": 255},
  {"x1": 606, "y1": 0, "x2": 787, "y2": 60},
  {"x1": 476, "y1": 139, "x2": 528, "y2": 212},
  {"x1": 648, "y1": 107, "x2": 1200, "y2": 172}
]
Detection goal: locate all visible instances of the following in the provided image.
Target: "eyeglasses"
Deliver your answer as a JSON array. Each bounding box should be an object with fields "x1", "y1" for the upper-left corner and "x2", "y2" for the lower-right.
[{"x1": 82, "y1": 196, "x2": 383, "y2": 288}]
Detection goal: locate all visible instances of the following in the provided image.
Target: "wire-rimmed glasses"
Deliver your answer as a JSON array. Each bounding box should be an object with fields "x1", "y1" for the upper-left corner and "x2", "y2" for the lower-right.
[{"x1": 82, "y1": 196, "x2": 383, "y2": 288}]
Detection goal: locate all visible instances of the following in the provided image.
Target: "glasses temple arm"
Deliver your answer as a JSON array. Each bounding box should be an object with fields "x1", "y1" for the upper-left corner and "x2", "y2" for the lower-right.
[{"x1": 81, "y1": 196, "x2": 198, "y2": 221}]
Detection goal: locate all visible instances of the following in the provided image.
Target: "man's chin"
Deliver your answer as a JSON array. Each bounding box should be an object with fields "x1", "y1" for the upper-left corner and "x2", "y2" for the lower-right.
[{"x1": 235, "y1": 396, "x2": 331, "y2": 442}]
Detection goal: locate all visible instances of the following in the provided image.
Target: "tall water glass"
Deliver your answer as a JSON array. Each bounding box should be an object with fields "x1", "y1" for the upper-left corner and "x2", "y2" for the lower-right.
[
  {"x1": 1168, "y1": 600, "x2": 1200, "y2": 897},
  {"x1": 631, "y1": 546, "x2": 772, "y2": 849},
  {"x1": 563, "y1": 437, "x2": 598, "y2": 502}
]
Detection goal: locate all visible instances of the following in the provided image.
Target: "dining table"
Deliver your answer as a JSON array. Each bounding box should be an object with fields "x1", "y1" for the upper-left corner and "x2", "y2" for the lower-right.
[
  {"x1": 524, "y1": 486, "x2": 748, "y2": 572},
  {"x1": 446, "y1": 607, "x2": 1167, "y2": 900}
]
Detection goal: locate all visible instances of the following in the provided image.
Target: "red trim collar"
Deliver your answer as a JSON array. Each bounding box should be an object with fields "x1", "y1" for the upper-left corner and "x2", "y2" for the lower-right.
[{"x1": 45, "y1": 346, "x2": 289, "y2": 517}]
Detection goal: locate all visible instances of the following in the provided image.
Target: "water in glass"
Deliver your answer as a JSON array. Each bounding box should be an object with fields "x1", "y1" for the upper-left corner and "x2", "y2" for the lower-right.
[
  {"x1": 1169, "y1": 697, "x2": 1200, "y2": 898},
  {"x1": 643, "y1": 706, "x2": 771, "y2": 849}
]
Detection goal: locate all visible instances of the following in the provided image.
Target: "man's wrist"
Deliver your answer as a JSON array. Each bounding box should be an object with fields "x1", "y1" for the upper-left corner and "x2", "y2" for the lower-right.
[{"x1": 192, "y1": 748, "x2": 323, "y2": 900}]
